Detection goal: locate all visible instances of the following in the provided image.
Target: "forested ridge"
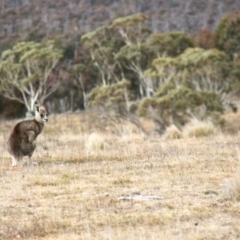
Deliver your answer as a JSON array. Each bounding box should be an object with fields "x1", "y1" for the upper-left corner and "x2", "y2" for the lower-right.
[
  {"x1": 0, "y1": 0, "x2": 239, "y2": 39},
  {"x1": 0, "y1": 0, "x2": 240, "y2": 134}
]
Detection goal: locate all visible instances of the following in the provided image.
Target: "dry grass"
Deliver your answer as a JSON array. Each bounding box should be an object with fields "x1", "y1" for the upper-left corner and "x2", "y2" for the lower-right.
[
  {"x1": 163, "y1": 125, "x2": 183, "y2": 140},
  {"x1": 182, "y1": 119, "x2": 217, "y2": 138},
  {"x1": 1, "y1": 112, "x2": 240, "y2": 239},
  {"x1": 224, "y1": 169, "x2": 240, "y2": 201}
]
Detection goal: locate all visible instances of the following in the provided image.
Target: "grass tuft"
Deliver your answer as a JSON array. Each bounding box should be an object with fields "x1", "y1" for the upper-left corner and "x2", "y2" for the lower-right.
[
  {"x1": 224, "y1": 169, "x2": 240, "y2": 201},
  {"x1": 163, "y1": 124, "x2": 183, "y2": 139},
  {"x1": 85, "y1": 132, "x2": 105, "y2": 152},
  {"x1": 183, "y1": 119, "x2": 217, "y2": 138}
]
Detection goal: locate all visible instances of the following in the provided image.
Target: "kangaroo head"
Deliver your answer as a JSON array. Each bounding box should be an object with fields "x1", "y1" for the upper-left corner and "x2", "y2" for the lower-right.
[{"x1": 35, "y1": 104, "x2": 48, "y2": 124}]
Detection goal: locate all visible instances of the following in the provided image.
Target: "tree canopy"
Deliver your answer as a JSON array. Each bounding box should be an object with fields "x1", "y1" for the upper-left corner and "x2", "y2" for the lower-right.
[
  {"x1": 1, "y1": 8, "x2": 240, "y2": 134},
  {"x1": 0, "y1": 41, "x2": 63, "y2": 112},
  {"x1": 215, "y1": 10, "x2": 240, "y2": 59},
  {"x1": 139, "y1": 47, "x2": 240, "y2": 132}
]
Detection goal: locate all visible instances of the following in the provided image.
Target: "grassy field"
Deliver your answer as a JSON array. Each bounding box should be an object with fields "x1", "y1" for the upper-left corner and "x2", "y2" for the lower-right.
[{"x1": 1, "y1": 112, "x2": 240, "y2": 239}]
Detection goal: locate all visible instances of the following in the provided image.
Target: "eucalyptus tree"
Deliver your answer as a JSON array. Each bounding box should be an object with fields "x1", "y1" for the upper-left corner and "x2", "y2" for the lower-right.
[
  {"x1": 0, "y1": 41, "x2": 62, "y2": 113},
  {"x1": 143, "y1": 31, "x2": 193, "y2": 95},
  {"x1": 88, "y1": 79, "x2": 131, "y2": 110},
  {"x1": 115, "y1": 44, "x2": 150, "y2": 98},
  {"x1": 111, "y1": 13, "x2": 148, "y2": 47},
  {"x1": 112, "y1": 13, "x2": 152, "y2": 98},
  {"x1": 70, "y1": 63, "x2": 89, "y2": 109},
  {"x1": 215, "y1": 11, "x2": 240, "y2": 91},
  {"x1": 81, "y1": 26, "x2": 124, "y2": 86},
  {"x1": 149, "y1": 48, "x2": 238, "y2": 108},
  {"x1": 138, "y1": 86, "x2": 223, "y2": 134},
  {"x1": 215, "y1": 10, "x2": 240, "y2": 59},
  {"x1": 145, "y1": 31, "x2": 193, "y2": 58},
  {"x1": 88, "y1": 79, "x2": 145, "y2": 133},
  {"x1": 139, "y1": 48, "x2": 239, "y2": 133}
]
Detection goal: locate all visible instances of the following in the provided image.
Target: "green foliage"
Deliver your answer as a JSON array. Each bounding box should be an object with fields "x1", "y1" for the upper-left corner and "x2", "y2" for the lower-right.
[
  {"x1": 138, "y1": 86, "x2": 223, "y2": 130},
  {"x1": 115, "y1": 44, "x2": 142, "y2": 61},
  {"x1": 27, "y1": 30, "x2": 45, "y2": 42},
  {"x1": 139, "y1": 46, "x2": 239, "y2": 133},
  {"x1": 81, "y1": 26, "x2": 111, "y2": 49},
  {"x1": 81, "y1": 25, "x2": 125, "y2": 85},
  {"x1": 111, "y1": 13, "x2": 150, "y2": 47},
  {"x1": 152, "y1": 48, "x2": 235, "y2": 94},
  {"x1": 71, "y1": 63, "x2": 86, "y2": 73},
  {"x1": 215, "y1": 10, "x2": 240, "y2": 59},
  {"x1": 0, "y1": 40, "x2": 63, "y2": 111},
  {"x1": 155, "y1": 81, "x2": 176, "y2": 97},
  {"x1": 144, "y1": 47, "x2": 233, "y2": 100},
  {"x1": 79, "y1": 12, "x2": 240, "y2": 130},
  {"x1": 145, "y1": 31, "x2": 193, "y2": 57},
  {"x1": 88, "y1": 79, "x2": 131, "y2": 109},
  {"x1": 152, "y1": 48, "x2": 227, "y2": 70},
  {"x1": 2, "y1": 41, "x2": 62, "y2": 64},
  {"x1": 231, "y1": 53, "x2": 240, "y2": 94},
  {"x1": 86, "y1": 79, "x2": 142, "y2": 131},
  {"x1": 112, "y1": 13, "x2": 147, "y2": 28}
]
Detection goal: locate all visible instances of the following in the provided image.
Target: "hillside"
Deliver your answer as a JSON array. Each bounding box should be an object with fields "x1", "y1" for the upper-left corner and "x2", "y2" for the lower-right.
[{"x1": 0, "y1": 0, "x2": 239, "y2": 46}]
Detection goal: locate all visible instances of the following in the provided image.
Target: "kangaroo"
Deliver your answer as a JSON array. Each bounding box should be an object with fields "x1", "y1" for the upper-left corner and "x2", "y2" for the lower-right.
[{"x1": 7, "y1": 104, "x2": 48, "y2": 166}]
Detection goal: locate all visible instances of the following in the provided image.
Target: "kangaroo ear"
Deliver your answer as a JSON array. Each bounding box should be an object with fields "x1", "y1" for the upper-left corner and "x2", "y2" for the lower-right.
[{"x1": 35, "y1": 104, "x2": 40, "y2": 112}]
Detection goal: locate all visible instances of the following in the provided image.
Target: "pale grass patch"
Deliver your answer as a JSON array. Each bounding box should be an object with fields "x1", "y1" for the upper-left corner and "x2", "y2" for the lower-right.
[
  {"x1": 163, "y1": 124, "x2": 183, "y2": 139},
  {"x1": 120, "y1": 133, "x2": 146, "y2": 143},
  {"x1": 183, "y1": 119, "x2": 217, "y2": 138},
  {"x1": 108, "y1": 120, "x2": 143, "y2": 135},
  {"x1": 85, "y1": 132, "x2": 106, "y2": 153},
  {"x1": 58, "y1": 133, "x2": 82, "y2": 142},
  {"x1": 224, "y1": 168, "x2": 240, "y2": 201}
]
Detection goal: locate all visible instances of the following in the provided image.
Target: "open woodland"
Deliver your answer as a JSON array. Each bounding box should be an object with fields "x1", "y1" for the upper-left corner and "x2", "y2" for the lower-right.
[
  {"x1": 0, "y1": 0, "x2": 240, "y2": 118},
  {"x1": 1, "y1": 107, "x2": 240, "y2": 239},
  {"x1": 1, "y1": 0, "x2": 240, "y2": 239}
]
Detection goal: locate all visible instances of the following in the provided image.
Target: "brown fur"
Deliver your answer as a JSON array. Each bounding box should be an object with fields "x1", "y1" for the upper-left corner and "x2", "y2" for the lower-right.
[{"x1": 7, "y1": 105, "x2": 48, "y2": 166}]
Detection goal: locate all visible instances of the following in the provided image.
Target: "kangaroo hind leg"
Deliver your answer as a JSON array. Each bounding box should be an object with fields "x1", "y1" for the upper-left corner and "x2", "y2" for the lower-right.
[{"x1": 11, "y1": 155, "x2": 23, "y2": 167}]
